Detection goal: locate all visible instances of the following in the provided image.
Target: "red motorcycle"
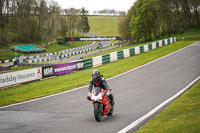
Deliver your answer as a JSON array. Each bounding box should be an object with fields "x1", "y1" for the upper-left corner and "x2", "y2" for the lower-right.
[{"x1": 88, "y1": 87, "x2": 114, "y2": 121}]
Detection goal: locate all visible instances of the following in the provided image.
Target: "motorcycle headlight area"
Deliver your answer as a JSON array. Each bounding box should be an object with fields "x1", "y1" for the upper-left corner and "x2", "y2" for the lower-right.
[{"x1": 91, "y1": 93, "x2": 102, "y2": 101}]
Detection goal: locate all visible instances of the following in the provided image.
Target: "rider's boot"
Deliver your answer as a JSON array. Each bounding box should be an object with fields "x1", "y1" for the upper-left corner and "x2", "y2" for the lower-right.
[{"x1": 108, "y1": 94, "x2": 114, "y2": 106}]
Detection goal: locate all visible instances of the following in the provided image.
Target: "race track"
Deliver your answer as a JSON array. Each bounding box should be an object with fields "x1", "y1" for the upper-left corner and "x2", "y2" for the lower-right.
[{"x1": 0, "y1": 42, "x2": 200, "y2": 133}]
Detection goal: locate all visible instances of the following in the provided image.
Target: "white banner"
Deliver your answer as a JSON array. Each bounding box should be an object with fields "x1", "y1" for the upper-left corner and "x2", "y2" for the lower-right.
[{"x1": 0, "y1": 67, "x2": 42, "y2": 88}]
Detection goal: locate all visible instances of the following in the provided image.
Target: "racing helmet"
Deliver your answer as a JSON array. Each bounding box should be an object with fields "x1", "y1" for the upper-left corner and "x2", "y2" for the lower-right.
[{"x1": 92, "y1": 70, "x2": 100, "y2": 79}]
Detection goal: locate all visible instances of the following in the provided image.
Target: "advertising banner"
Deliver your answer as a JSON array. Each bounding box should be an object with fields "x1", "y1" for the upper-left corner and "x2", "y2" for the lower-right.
[
  {"x1": 42, "y1": 65, "x2": 54, "y2": 78},
  {"x1": 42, "y1": 61, "x2": 84, "y2": 78},
  {"x1": 0, "y1": 67, "x2": 42, "y2": 88},
  {"x1": 65, "y1": 36, "x2": 123, "y2": 41}
]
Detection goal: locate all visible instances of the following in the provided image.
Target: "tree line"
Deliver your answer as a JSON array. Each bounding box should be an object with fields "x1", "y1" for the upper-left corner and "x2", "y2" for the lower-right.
[
  {"x1": 93, "y1": 9, "x2": 126, "y2": 16},
  {"x1": 119, "y1": 0, "x2": 200, "y2": 43},
  {"x1": 0, "y1": 0, "x2": 90, "y2": 47}
]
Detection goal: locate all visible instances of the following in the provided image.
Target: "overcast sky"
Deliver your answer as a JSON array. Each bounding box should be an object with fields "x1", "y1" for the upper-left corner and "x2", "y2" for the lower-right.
[{"x1": 54, "y1": 0, "x2": 136, "y2": 13}]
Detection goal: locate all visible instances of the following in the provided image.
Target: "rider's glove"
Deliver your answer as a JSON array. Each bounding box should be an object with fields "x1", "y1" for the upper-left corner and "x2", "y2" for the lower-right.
[{"x1": 87, "y1": 92, "x2": 91, "y2": 101}]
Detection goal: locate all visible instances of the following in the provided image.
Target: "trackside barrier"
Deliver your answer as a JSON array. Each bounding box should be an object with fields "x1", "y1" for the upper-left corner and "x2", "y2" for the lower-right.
[
  {"x1": 0, "y1": 61, "x2": 84, "y2": 88},
  {"x1": 135, "y1": 46, "x2": 140, "y2": 55},
  {"x1": 42, "y1": 61, "x2": 84, "y2": 78},
  {"x1": 84, "y1": 58, "x2": 93, "y2": 69},
  {"x1": 93, "y1": 56, "x2": 102, "y2": 67},
  {"x1": 123, "y1": 49, "x2": 130, "y2": 58},
  {"x1": 85, "y1": 37, "x2": 176, "y2": 68},
  {"x1": 0, "y1": 67, "x2": 42, "y2": 88},
  {"x1": 152, "y1": 42, "x2": 156, "y2": 49},
  {"x1": 117, "y1": 51, "x2": 124, "y2": 60},
  {"x1": 129, "y1": 48, "x2": 135, "y2": 56},
  {"x1": 110, "y1": 51, "x2": 118, "y2": 62},
  {"x1": 102, "y1": 54, "x2": 110, "y2": 64}
]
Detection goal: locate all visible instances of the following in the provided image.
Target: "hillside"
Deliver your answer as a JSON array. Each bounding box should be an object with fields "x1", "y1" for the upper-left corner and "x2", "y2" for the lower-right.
[{"x1": 88, "y1": 16, "x2": 121, "y2": 36}]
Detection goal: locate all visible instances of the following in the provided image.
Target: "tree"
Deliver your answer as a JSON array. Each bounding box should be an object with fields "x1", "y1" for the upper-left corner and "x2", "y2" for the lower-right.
[
  {"x1": 118, "y1": 5, "x2": 136, "y2": 40},
  {"x1": 118, "y1": 0, "x2": 199, "y2": 43},
  {"x1": 129, "y1": 0, "x2": 160, "y2": 42},
  {"x1": 80, "y1": 8, "x2": 90, "y2": 34},
  {"x1": 0, "y1": 0, "x2": 10, "y2": 45}
]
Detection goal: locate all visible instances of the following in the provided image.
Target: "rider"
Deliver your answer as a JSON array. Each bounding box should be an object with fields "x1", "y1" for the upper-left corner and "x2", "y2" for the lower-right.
[{"x1": 87, "y1": 70, "x2": 114, "y2": 105}]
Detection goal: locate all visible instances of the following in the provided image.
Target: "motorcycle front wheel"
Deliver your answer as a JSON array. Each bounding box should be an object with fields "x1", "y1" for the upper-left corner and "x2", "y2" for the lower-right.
[{"x1": 94, "y1": 103, "x2": 103, "y2": 122}]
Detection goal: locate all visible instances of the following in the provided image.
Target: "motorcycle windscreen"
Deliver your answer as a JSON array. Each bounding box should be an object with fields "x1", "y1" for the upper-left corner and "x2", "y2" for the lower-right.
[{"x1": 93, "y1": 87, "x2": 101, "y2": 96}]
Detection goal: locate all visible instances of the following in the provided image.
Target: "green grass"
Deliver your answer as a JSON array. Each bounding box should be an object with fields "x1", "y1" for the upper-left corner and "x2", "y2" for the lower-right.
[
  {"x1": 175, "y1": 31, "x2": 200, "y2": 41},
  {"x1": 10, "y1": 66, "x2": 37, "y2": 71},
  {"x1": 83, "y1": 41, "x2": 151, "y2": 59},
  {"x1": 88, "y1": 16, "x2": 121, "y2": 36},
  {"x1": 0, "y1": 41, "x2": 194, "y2": 106},
  {"x1": 45, "y1": 41, "x2": 92, "y2": 53},
  {"x1": 0, "y1": 41, "x2": 92, "y2": 60},
  {"x1": 136, "y1": 80, "x2": 200, "y2": 133},
  {"x1": 0, "y1": 50, "x2": 22, "y2": 60}
]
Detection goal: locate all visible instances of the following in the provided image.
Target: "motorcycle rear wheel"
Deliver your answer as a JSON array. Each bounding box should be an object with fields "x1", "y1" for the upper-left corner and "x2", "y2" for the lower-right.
[{"x1": 94, "y1": 103, "x2": 103, "y2": 121}]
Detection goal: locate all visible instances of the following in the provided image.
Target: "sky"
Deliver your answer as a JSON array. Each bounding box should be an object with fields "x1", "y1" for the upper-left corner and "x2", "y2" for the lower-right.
[{"x1": 54, "y1": 0, "x2": 136, "y2": 13}]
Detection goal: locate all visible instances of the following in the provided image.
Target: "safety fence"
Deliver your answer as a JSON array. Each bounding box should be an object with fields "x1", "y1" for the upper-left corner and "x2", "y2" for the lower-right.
[{"x1": 0, "y1": 37, "x2": 176, "y2": 88}]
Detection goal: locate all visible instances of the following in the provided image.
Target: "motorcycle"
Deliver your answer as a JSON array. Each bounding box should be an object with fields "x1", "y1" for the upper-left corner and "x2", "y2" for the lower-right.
[{"x1": 88, "y1": 87, "x2": 114, "y2": 122}]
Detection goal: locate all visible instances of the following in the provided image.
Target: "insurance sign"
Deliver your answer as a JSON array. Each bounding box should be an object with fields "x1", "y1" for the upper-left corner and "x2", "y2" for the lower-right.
[{"x1": 0, "y1": 67, "x2": 42, "y2": 88}]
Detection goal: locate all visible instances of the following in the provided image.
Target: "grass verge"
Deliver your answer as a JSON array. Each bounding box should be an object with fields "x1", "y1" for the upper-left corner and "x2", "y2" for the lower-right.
[
  {"x1": 136, "y1": 79, "x2": 200, "y2": 133},
  {"x1": 0, "y1": 41, "x2": 194, "y2": 106}
]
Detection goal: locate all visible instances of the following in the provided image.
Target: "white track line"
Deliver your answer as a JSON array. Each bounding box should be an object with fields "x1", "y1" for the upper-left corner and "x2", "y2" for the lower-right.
[
  {"x1": 117, "y1": 75, "x2": 200, "y2": 133},
  {"x1": 0, "y1": 43, "x2": 195, "y2": 109}
]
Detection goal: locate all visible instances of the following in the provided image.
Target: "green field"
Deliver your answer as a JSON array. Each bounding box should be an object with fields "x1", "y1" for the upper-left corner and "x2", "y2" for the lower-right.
[
  {"x1": 0, "y1": 41, "x2": 194, "y2": 106},
  {"x1": 88, "y1": 16, "x2": 121, "y2": 36},
  {"x1": 136, "y1": 80, "x2": 200, "y2": 133},
  {"x1": 0, "y1": 41, "x2": 92, "y2": 60}
]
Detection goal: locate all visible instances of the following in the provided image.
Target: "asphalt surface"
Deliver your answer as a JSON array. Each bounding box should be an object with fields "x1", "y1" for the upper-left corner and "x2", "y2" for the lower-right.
[{"x1": 0, "y1": 42, "x2": 200, "y2": 133}]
